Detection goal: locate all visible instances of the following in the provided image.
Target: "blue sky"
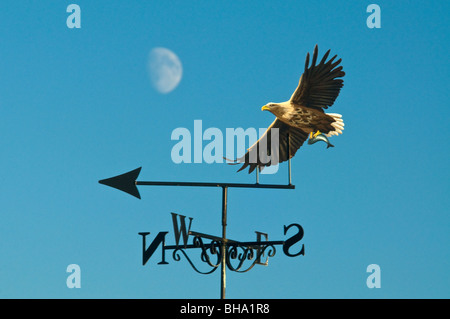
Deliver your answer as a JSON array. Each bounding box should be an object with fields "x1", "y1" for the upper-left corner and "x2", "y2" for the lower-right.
[{"x1": 1, "y1": 1, "x2": 449, "y2": 298}]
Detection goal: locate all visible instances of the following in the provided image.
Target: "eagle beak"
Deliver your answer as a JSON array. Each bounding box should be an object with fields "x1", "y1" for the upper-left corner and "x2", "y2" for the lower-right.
[{"x1": 261, "y1": 105, "x2": 270, "y2": 111}]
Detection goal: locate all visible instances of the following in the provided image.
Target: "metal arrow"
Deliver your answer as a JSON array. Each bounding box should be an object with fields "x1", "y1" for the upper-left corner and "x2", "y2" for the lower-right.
[
  {"x1": 98, "y1": 167, "x2": 295, "y2": 199},
  {"x1": 98, "y1": 167, "x2": 143, "y2": 199}
]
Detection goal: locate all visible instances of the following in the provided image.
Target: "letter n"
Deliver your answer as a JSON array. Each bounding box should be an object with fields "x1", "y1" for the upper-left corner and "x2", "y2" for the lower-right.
[{"x1": 138, "y1": 232, "x2": 169, "y2": 266}]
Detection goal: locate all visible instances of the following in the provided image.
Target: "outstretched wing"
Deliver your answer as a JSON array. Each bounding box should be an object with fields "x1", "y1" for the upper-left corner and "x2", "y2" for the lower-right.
[
  {"x1": 290, "y1": 45, "x2": 345, "y2": 111},
  {"x1": 227, "y1": 119, "x2": 309, "y2": 174}
]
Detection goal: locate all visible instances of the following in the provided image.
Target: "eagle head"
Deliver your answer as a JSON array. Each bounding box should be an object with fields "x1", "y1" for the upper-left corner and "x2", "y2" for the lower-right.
[
  {"x1": 261, "y1": 102, "x2": 289, "y2": 116},
  {"x1": 261, "y1": 103, "x2": 278, "y2": 112}
]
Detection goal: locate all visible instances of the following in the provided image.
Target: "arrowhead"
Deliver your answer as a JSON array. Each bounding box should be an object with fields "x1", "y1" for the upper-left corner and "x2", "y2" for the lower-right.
[{"x1": 99, "y1": 167, "x2": 142, "y2": 199}]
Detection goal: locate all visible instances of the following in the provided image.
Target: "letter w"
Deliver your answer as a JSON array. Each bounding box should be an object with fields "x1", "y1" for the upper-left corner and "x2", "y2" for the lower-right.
[{"x1": 171, "y1": 213, "x2": 193, "y2": 248}]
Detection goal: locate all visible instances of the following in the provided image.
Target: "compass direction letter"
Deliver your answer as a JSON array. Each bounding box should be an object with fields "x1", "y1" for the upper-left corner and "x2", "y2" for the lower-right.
[
  {"x1": 171, "y1": 213, "x2": 193, "y2": 248},
  {"x1": 139, "y1": 232, "x2": 169, "y2": 266}
]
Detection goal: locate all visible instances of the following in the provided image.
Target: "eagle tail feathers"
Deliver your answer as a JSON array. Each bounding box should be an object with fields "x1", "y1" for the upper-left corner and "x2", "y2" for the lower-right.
[{"x1": 325, "y1": 113, "x2": 344, "y2": 137}]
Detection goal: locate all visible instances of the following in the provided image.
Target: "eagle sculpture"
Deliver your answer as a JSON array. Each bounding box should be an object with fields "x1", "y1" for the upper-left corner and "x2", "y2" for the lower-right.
[{"x1": 228, "y1": 45, "x2": 345, "y2": 173}]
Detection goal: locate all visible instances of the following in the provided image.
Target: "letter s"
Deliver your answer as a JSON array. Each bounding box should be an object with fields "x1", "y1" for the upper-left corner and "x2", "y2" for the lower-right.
[{"x1": 283, "y1": 223, "x2": 305, "y2": 257}]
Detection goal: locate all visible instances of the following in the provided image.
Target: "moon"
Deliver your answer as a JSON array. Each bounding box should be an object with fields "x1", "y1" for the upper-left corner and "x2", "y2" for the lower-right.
[{"x1": 147, "y1": 47, "x2": 183, "y2": 94}]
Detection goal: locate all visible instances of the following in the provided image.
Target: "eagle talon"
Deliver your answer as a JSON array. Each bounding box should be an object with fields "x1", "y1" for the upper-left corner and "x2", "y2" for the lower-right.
[{"x1": 313, "y1": 130, "x2": 322, "y2": 138}]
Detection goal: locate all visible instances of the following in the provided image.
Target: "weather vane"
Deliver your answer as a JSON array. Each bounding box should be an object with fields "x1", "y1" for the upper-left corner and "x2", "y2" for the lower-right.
[
  {"x1": 98, "y1": 165, "x2": 302, "y2": 299},
  {"x1": 99, "y1": 45, "x2": 345, "y2": 299}
]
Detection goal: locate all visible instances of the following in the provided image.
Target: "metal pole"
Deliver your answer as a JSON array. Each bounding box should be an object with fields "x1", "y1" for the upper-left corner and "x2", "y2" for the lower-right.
[
  {"x1": 288, "y1": 159, "x2": 292, "y2": 185},
  {"x1": 288, "y1": 133, "x2": 292, "y2": 185},
  {"x1": 220, "y1": 186, "x2": 228, "y2": 299}
]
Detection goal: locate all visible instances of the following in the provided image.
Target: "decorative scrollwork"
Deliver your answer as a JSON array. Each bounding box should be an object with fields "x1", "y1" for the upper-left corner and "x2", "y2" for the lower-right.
[
  {"x1": 172, "y1": 236, "x2": 222, "y2": 275},
  {"x1": 226, "y1": 243, "x2": 277, "y2": 273},
  {"x1": 194, "y1": 236, "x2": 222, "y2": 268},
  {"x1": 170, "y1": 234, "x2": 280, "y2": 274}
]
